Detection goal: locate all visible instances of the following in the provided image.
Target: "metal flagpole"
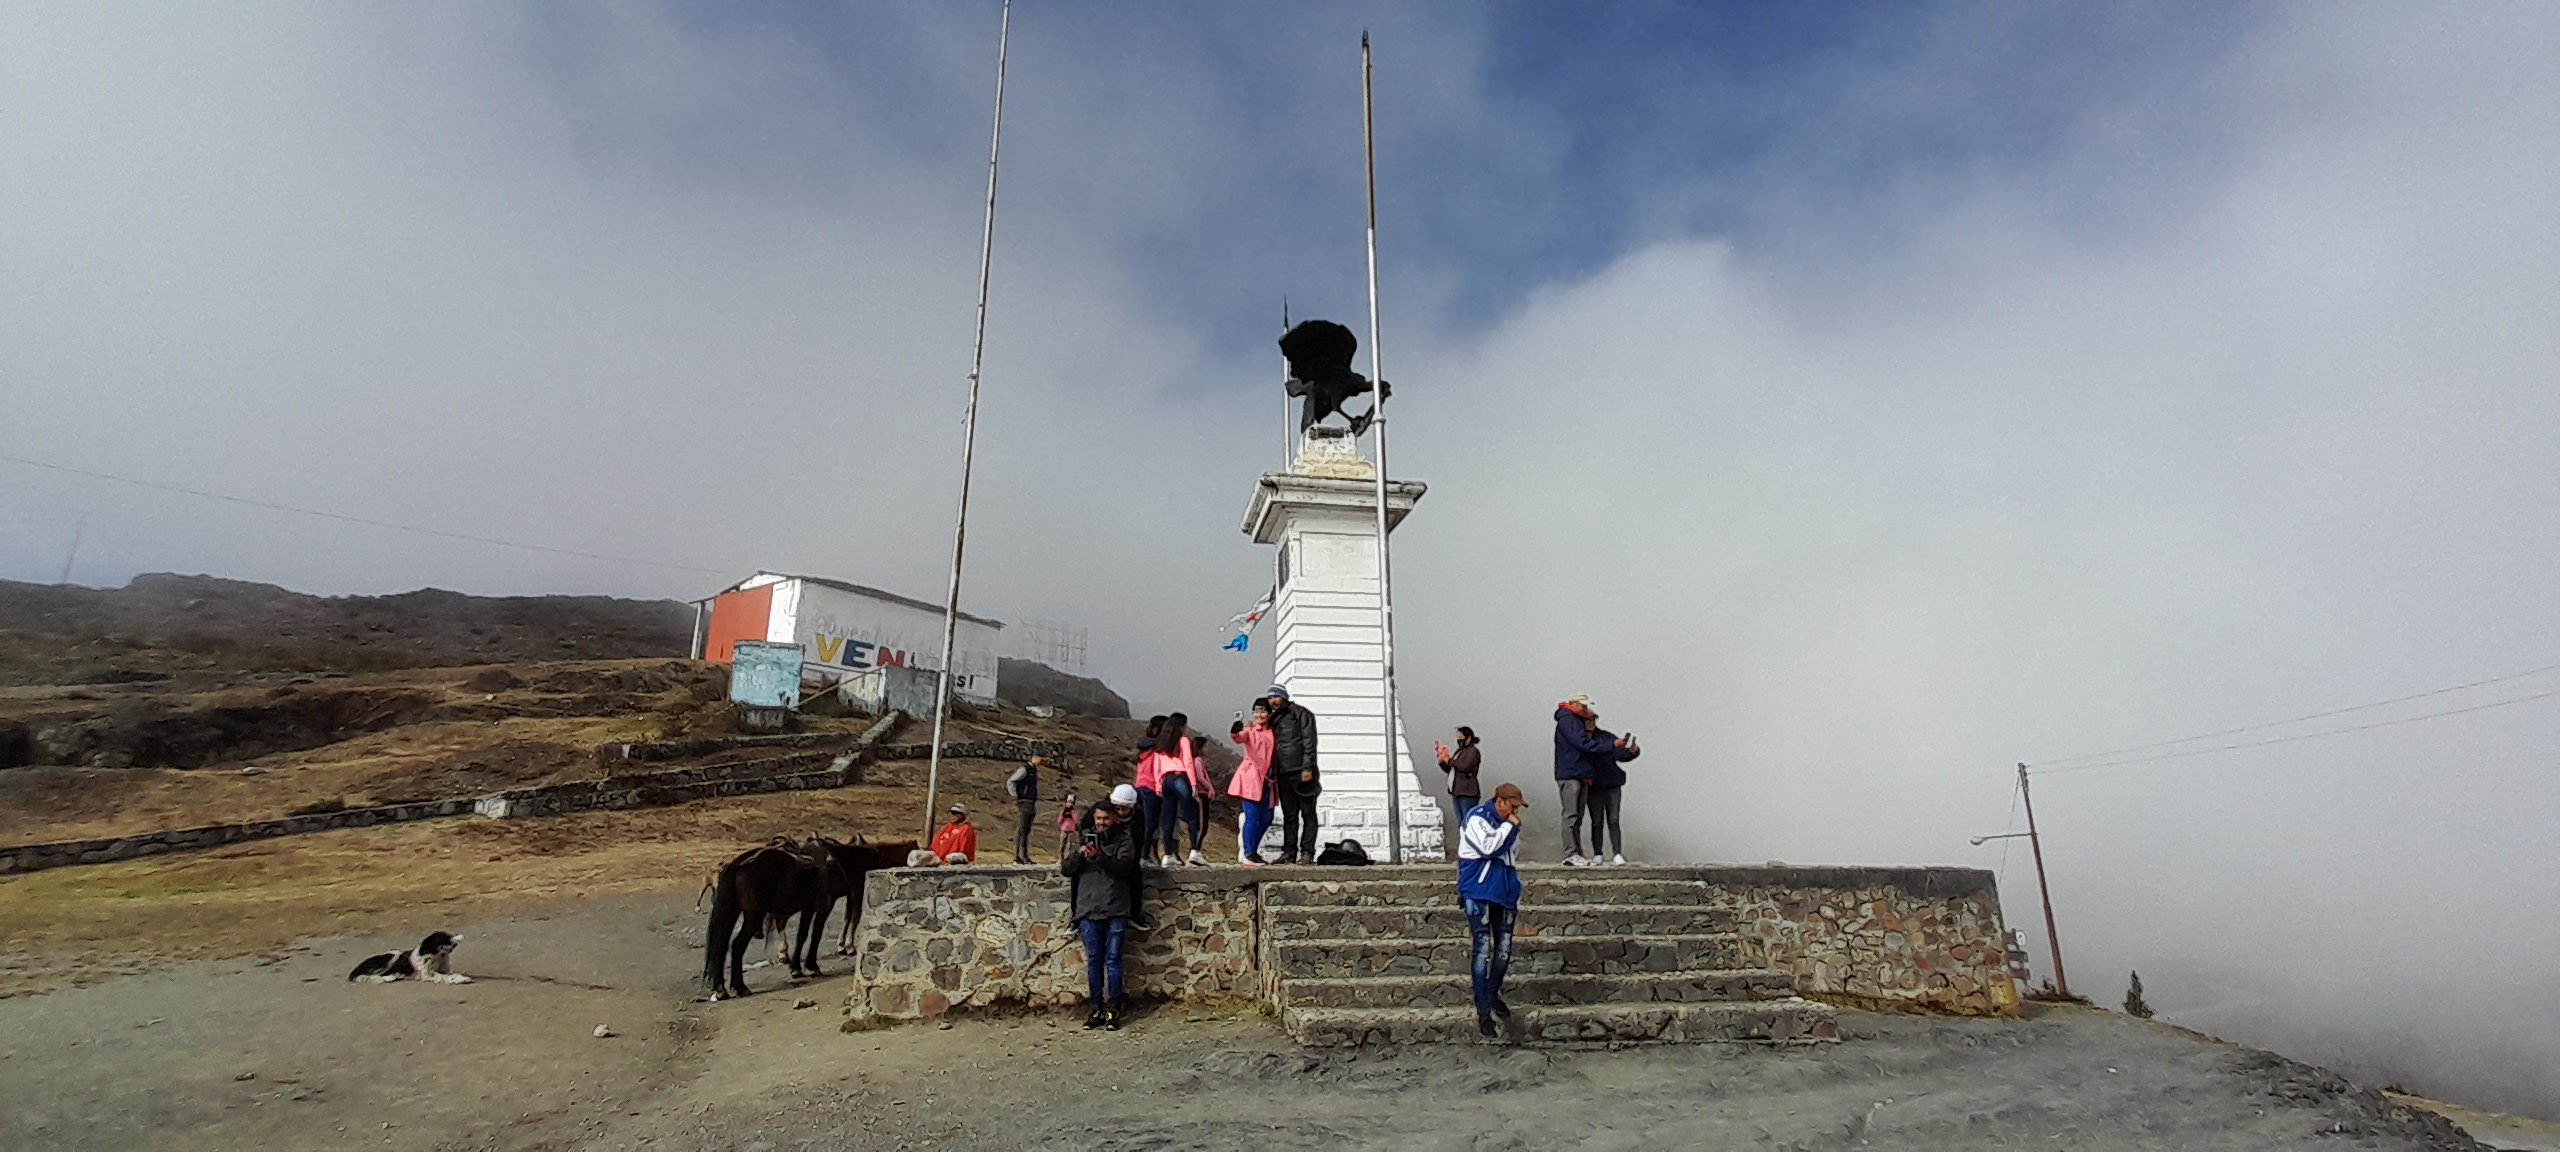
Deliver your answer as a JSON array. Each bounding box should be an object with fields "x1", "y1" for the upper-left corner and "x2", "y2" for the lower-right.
[
  {"x1": 923, "y1": 0, "x2": 1011, "y2": 843},
  {"x1": 1360, "y1": 32, "x2": 1403, "y2": 864},
  {"x1": 1282, "y1": 298, "x2": 1294, "y2": 469}
]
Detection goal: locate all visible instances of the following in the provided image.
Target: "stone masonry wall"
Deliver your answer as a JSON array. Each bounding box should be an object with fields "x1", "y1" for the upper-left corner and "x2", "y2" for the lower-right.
[
  {"x1": 843, "y1": 864, "x2": 2016, "y2": 1024},
  {"x1": 1689, "y1": 866, "x2": 2017, "y2": 1015},
  {"x1": 846, "y1": 866, "x2": 1264, "y2": 1021}
]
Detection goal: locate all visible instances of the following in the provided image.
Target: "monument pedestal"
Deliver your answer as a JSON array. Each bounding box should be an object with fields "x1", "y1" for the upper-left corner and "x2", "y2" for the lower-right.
[{"x1": 1242, "y1": 437, "x2": 1440, "y2": 862}]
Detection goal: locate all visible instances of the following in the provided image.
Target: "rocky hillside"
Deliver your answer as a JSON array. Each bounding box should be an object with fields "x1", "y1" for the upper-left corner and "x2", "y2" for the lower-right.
[{"x1": 0, "y1": 573, "x2": 694, "y2": 684}]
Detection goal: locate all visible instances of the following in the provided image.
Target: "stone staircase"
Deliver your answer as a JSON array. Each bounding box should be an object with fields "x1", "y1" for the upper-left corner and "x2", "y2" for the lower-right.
[{"x1": 1262, "y1": 867, "x2": 1840, "y2": 1046}]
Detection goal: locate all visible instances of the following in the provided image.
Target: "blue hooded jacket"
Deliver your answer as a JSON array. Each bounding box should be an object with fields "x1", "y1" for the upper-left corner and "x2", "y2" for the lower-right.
[
  {"x1": 1554, "y1": 705, "x2": 1631, "y2": 782},
  {"x1": 1455, "y1": 798, "x2": 1523, "y2": 908}
]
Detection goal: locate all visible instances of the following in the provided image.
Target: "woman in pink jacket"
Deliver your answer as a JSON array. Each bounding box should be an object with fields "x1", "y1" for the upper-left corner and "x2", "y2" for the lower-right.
[
  {"x1": 1150, "y1": 713, "x2": 1207, "y2": 866},
  {"x1": 1228, "y1": 700, "x2": 1276, "y2": 865}
]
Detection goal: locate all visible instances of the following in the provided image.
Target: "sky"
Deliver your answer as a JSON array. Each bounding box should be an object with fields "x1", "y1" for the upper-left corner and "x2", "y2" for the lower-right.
[{"x1": 5, "y1": 0, "x2": 2558, "y2": 1118}]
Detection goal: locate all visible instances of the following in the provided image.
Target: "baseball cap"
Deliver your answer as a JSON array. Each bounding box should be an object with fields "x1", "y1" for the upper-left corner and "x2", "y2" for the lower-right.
[
  {"x1": 949, "y1": 803, "x2": 967, "y2": 814},
  {"x1": 1492, "y1": 782, "x2": 1526, "y2": 807}
]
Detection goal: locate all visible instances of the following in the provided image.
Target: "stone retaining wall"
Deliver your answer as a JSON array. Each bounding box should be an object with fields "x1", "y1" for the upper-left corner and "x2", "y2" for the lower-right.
[
  {"x1": 841, "y1": 864, "x2": 2016, "y2": 1025},
  {"x1": 0, "y1": 734, "x2": 1068, "y2": 876},
  {"x1": 0, "y1": 797, "x2": 480, "y2": 874},
  {"x1": 845, "y1": 866, "x2": 1263, "y2": 1021},
  {"x1": 1692, "y1": 866, "x2": 2015, "y2": 1015}
]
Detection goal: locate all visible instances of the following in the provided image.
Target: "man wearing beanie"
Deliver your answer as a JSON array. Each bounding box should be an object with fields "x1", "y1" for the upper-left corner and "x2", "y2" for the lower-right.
[{"x1": 1264, "y1": 684, "x2": 1322, "y2": 864}]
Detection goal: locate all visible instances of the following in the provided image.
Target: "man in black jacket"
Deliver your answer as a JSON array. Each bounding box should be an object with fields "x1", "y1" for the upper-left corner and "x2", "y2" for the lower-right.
[
  {"x1": 1005, "y1": 755, "x2": 1046, "y2": 864},
  {"x1": 1265, "y1": 684, "x2": 1322, "y2": 864},
  {"x1": 1062, "y1": 796, "x2": 1141, "y2": 1028}
]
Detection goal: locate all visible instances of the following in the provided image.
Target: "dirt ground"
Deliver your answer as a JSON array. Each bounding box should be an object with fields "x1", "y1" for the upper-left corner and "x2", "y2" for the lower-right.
[{"x1": 0, "y1": 889, "x2": 2516, "y2": 1152}]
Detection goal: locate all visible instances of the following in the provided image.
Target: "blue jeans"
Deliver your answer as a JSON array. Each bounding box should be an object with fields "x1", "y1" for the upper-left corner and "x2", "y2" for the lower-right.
[
  {"x1": 1464, "y1": 898, "x2": 1516, "y2": 1017},
  {"x1": 1237, "y1": 798, "x2": 1272, "y2": 859},
  {"x1": 1157, "y1": 774, "x2": 1203, "y2": 857},
  {"x1": 1079, "y1": 917, "x2": 1127, "y2": 1009},
  {"x1": 1135, "y1": 787, "x2": 1161, "y2": 859}
]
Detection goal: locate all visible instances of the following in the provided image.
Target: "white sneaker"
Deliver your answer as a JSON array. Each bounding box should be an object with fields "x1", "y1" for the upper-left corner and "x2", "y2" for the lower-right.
[
  {"x1": 1187, "y1": 850, "x2": 1207, "y2": 867},
  {"x1": 1610, "y1": 854, "x2": 1628, "y2": 866},
  {"x1": 1564, "y1": 853, "x2": 1587, "y2": 867},
  {"x1": 1160, "y1": 854, "x2": 1178, "y2": 867}
]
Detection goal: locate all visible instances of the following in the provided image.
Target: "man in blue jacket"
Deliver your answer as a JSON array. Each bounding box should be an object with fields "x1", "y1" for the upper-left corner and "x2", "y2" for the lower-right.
[
  {"x1": 1458, "y1": 782, "x2": 1528, "y2": 1038},
  {"x1": 1553, "y1": 694, "x2": 1634, "y2": 866}
]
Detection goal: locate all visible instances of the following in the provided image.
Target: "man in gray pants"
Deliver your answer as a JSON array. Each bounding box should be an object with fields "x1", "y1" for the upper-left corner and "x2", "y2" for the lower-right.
[
  {"x1": 1005, "y1": 755, "x2": 1048, "y2": 864},
  {"x1": 1552, "y1": 694, "x2": 1632, "y2": 866}
]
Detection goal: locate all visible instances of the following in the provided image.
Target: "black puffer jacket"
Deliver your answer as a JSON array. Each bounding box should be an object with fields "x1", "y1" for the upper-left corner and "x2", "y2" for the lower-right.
[
  {"x1": 1061, "y1": 814, "x2": 1140, "y2": 922},
  {"x1": 1268, "y1": 699, "x2": 1321, "y2": 796}
]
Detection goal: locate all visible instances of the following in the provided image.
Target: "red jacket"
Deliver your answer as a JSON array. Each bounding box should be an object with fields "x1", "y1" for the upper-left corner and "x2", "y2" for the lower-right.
[{"x1": 929, "y1": 819, "x2": 977, "y2": 862}]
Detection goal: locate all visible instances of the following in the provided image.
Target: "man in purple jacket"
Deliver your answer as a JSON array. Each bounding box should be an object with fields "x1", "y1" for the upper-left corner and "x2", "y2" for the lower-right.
[{"x1": 1553, "y1": 694, "x2": 1634, "y2": 866}]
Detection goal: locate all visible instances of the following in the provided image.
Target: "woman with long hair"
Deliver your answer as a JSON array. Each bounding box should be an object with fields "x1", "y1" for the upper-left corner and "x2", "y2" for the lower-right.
[
  {"x1": 1152, "y1": 712, "x2": 1207, "y2": 866},
  {"x1": 1132, "y1": 715, "x2": 1166, "y2": 871}
]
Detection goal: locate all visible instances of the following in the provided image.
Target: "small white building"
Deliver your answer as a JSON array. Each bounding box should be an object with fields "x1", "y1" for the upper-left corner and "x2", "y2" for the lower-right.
[{"x1": 696, "y1": 572, "x2": 1003, "y2": 705}]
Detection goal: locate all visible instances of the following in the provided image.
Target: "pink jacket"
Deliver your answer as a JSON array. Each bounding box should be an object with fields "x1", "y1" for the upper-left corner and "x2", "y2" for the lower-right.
[
  {"x1": 1227, "y1": 726, "x2": 1273, "y2": 802},
  {"x1": 1135, "y1": 736, "x2": 1200, "y2": 792},
  {"x1": 1152, "y1": 736, "x2": 1203, "y2": 789}
]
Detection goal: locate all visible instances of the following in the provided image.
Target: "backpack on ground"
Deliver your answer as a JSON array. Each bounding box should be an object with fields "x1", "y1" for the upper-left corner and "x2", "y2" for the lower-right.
[{"x1": 1314, "y1": 838, "x2": 1371, "y2": 866}]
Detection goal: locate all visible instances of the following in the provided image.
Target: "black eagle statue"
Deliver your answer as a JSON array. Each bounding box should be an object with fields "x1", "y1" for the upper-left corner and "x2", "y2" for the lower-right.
[{"x1": 1279, "y1": 319, "x2": 1392, "y2": 435}]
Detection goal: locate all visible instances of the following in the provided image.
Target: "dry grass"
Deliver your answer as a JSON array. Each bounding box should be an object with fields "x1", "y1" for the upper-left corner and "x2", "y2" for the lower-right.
[{"x1": 0, "y1": 748, "x2": 1188, "y2": 996}]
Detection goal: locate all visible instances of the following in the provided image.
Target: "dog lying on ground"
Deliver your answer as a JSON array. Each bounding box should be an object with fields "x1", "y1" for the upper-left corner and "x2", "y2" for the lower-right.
[{"x1": 347, "y1": 931, "x2": 472, "y2": 984}]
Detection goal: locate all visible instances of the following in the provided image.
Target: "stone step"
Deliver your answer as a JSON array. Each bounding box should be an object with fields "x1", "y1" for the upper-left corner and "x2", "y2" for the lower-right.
[
  {"x1": 1273, "y1": 933, "x2": 1747, "y2": 979},
  {"x1": 1278, "y1": 968, "x2": 1799, "y2": 1009},
  {"x1": 1262, "y1": 877, "x2": 1745, "y2": 910},
  {"x1": 1262, "y1": 902, "x2": 1739, "y2": 940},
  {"x1": 1282, "y1": 997, "x2": 1839, "y2": 1047}
]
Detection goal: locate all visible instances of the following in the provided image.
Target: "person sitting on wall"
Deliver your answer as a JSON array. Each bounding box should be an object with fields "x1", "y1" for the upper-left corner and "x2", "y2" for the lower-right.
[
  {"x1": 926, "y1": 802, "x2": 977, "y2": 865},
  {"x1": 1063, "y1": 791, "x2": 1142, "y2": 1029}
]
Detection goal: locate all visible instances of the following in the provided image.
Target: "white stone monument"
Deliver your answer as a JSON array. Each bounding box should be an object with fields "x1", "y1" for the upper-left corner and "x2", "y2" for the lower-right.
[{"x1": 1241, "y1": 430, "x2": 1441, "y2": 862}]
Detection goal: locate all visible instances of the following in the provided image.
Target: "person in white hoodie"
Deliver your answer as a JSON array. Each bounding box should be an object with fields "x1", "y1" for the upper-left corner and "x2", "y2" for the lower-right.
[{"x1": 1457, "y1": 781, "x2": 1528, "y2": 1038}]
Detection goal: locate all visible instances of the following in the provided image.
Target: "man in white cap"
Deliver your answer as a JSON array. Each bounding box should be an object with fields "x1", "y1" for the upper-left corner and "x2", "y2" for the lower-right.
[
  {"x1": 1553, "y1": 694, "x2": 1632, "y2": 866},
  {"x1": 1100, "y1": 784, "x2": 1153, "y2": 930}
]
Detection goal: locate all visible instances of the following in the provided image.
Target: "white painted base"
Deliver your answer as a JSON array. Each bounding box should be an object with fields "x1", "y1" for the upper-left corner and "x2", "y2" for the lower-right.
[{"x1": 1243, "y1": 462, "x2": 1440, "y2": 863}]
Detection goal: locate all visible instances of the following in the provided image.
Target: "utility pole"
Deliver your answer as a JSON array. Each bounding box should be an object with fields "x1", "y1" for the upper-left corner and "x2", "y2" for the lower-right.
[
  {"x1": 2018, "y1": 762, "x2": 2070, "y2": 998},
  {"x1": 922, "y1": 0, "x2": 1011, "y2": 842}
]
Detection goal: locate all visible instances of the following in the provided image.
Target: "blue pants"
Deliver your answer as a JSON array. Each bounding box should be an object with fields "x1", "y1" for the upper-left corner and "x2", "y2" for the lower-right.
[
  {"x1": 1079, "y1": 917, "x2": 1127, "y2": 1009},
  {"x1": 1157, "y1": 775, "x2": 1201, "y2": 857},
  {"x1": 1237, "y1": 798, "x2": 1272, "y2": 859},
  {"x1": 1135, "y1": 787, "x2": 1160, "y2": 859},
  {"x1": 1464, "y1": 898, "x2": 1516, "y2": 1017}
]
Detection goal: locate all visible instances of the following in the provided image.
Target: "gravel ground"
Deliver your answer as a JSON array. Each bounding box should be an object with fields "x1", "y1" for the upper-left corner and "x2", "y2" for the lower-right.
[{"x1": 0, "y1": 894, "x2": 2506, "y2": 1152}]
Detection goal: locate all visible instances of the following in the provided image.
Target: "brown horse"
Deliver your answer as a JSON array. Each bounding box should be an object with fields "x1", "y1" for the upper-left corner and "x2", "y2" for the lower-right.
[
  {"x1": 699, "y1": 835, "x2": 919, "y2": 998},
  {"x1": 811, "y1": 836, "x2": 917, "y2": 956},
  {"x1": 701, "y1": 843, "x2": 839, "y2": 999}
]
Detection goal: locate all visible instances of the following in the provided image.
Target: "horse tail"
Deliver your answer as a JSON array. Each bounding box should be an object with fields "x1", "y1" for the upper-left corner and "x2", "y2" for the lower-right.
[{"x1": 702, "y1": 864, "x2": 743, "y2": 990}]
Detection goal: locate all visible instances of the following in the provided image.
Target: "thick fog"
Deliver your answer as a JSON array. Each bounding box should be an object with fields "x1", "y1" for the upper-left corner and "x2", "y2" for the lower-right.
[{"x1": 4, "y1": 2, "x2": 2554, "y2": 1117}]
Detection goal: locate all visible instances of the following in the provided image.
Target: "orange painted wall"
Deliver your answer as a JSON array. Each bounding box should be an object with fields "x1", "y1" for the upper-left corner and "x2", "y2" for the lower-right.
[{"x1": 702, "y1": 585, "x2": 775, "y2": 664}]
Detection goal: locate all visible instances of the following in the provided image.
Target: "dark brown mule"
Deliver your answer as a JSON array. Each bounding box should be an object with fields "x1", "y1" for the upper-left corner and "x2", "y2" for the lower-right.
[
  {"x1": 808, "y1": 837, "x2": 917, "y2": 955},
  {"x1": 701, "y1": 843, "x2": 840, "y2": 999}
]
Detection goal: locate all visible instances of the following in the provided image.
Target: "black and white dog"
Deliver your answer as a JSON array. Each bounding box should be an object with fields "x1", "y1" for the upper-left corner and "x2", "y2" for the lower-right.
[{"x1": 347, "y1": 931, "x2": 472, "y2": 984}]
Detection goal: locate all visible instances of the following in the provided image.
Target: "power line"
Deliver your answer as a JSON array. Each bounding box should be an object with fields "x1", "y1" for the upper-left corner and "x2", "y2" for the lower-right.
[
  {"x1": 2033, "y1": 659, "x2": 2560, "y2": 768},
  {"x1": 2037, "y1": 687, "x2": 2560, "y2": 775},
  {"x1": 2, "y1": 452, "x2": 729, "y2": 579}
]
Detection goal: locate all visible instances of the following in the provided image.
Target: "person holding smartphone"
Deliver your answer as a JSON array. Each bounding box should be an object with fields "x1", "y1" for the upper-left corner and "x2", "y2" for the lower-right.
[
  {"x1": 1434, "y1": 727, "x2": 1482, "y2": 854},
  {"x1": 1228, "y1": 700, "x2": 1277, "y2": 865},
  {"x1": 1061, "y1": 791, "x2": 1141, "y2": 1029}
]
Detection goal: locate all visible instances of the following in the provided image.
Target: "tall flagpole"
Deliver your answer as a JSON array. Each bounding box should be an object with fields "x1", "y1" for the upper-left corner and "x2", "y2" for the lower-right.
[
  {"x1": 923, "y1": 0, "x2": 1011, "y2": 842},
  {"x1": 1361, "y1": 32, "x2": 1404, "y2": 864}
]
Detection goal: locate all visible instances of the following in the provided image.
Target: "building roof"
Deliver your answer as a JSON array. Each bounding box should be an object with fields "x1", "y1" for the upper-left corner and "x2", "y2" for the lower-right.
[{"x1": 714, "y1": 572, "x2": 1004, "y2": 630}]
